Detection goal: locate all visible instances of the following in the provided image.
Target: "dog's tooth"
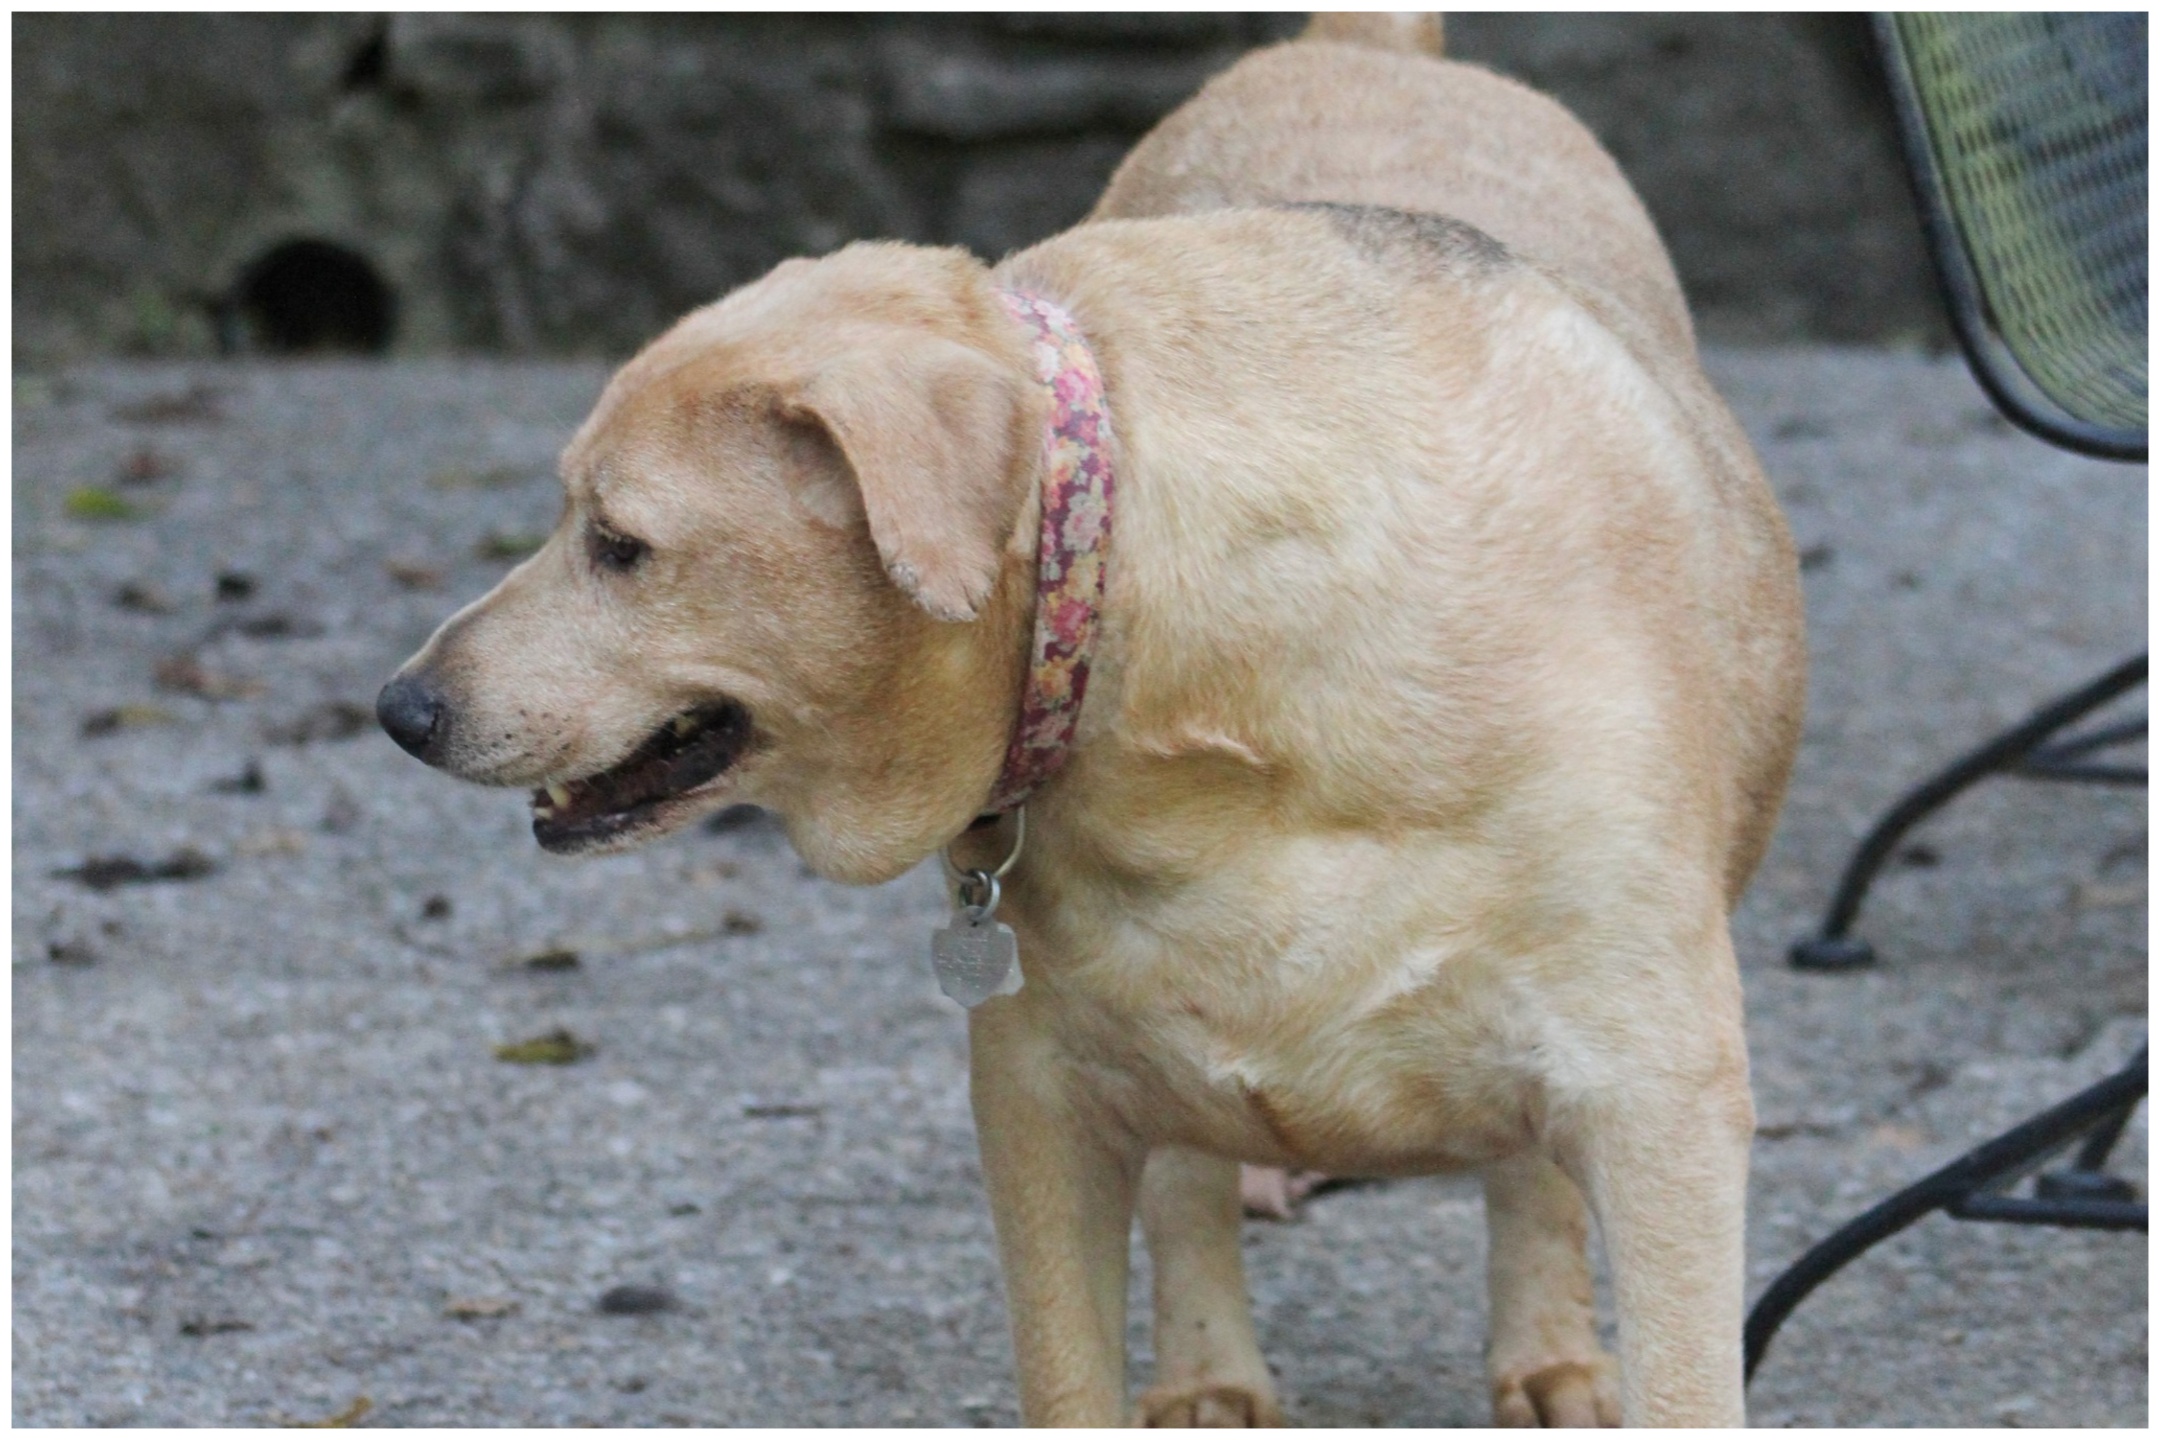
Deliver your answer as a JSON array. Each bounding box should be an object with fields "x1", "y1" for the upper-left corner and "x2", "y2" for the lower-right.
[
  {"x1": 533, "y1": 805, "x2": 554, "y2": 820},
  {"x1": 546, "y1": 782, "x2": 571, "y2": 808}
]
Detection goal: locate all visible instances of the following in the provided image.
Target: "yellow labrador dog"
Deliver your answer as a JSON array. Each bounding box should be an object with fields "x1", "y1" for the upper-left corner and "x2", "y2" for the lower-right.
[{"x1": 379, "y1": 13, "x2": 1803, "y2": 1428}]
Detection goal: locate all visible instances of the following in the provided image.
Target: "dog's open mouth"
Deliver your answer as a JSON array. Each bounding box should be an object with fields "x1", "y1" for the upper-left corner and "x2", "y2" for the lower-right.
[{"x1": 530, "y1": 701, "x2": 753, "y2": 853}]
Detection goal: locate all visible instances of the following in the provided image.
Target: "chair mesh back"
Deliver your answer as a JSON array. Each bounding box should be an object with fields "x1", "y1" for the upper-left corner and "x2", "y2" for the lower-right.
[{"x1": 1895, "y1": 13, "x2": 2147, "y2": 436}]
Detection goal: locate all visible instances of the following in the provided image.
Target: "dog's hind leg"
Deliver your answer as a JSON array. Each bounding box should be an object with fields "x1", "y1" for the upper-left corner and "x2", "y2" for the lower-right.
[
  {"x1": 1135, "y1": 1147, "x2": 1282, "y2": 1426},
  {"x1": 1482, "y1": 1150, "x2": 1621, "y2": 1426}
]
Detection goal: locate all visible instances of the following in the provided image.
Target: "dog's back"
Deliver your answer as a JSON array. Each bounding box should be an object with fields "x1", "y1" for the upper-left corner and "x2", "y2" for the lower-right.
[
  {"x1": 1092, "y1": 17, "x2": 1694, "y2": 366},
  {"x1": 1089, "y1": 15, "x2": 1802, "y2": 903}
]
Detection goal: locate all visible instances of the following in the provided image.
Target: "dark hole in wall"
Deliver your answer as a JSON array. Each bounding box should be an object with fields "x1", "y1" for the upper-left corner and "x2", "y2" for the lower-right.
[
  {"x1": 226, "y1": 239, "x2": 397, "y2": 354},
  {"x1": 342, "y1": 25, "x2": 389, "y2": 92}
]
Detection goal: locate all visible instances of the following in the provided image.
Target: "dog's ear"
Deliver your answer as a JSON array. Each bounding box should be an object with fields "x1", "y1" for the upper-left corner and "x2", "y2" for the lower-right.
[{"x1": 781, "y1": 336, "x2": 1039, "y2": 623}]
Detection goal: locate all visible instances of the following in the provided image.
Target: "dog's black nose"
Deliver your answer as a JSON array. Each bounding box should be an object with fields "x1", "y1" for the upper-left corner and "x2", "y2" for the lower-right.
[{"x1": 376, "y1": 672, "x2": 446, "y2": 761}]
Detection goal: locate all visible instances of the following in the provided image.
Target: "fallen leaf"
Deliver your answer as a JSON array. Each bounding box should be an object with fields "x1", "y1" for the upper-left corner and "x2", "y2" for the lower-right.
[
  {"x1": 2073, "y1": 880, "x2": 2144, "y2": 911},
  {"x1": 515, "y1": 948, "x2": 581, "y2": 972},
  {"x1": 178, "y1": 1314, "x2": 253, "y2": 1337},
  {"x1": 117, "y1": 447, "x2": 180, "y2": 485},
  {"x1": 596, "y1": 1283, "x2": 677, "y2": 1316},
  {"x1": 722, "y1": 909, "x2": 763, "y2": 936},
  {"x1": 742, "y1": 1103, "x2": 821, "y2": 1120},
  {"x1": 113, "y1": 581, "x2": 177, "y2": 614},
  {"x1": 236, "y1": 828, "x2": 309, "y2": 858},
  {"x1": 430, "y1": 463, "x2": 535, "y2": 490},
  {"x1": 47, "y1": 940, "x2": 98, "y2": 966},
  {"x1": 211, "y1": 760, "x2": 267, "y2": 794},
  {"x1": 215, "y1": 571, "x2": 258, "y2": 602},
  {"x1": 64, "y1": 486, "x2": 140, "y2": 522},
  {"x1": 552, "y1": 923, "x2": 737, "y2": 958},
  {"x1": 55, "y1": 849, "x2": 218, "y2": 891},
  {"x1": 156, "y1": 654, "x2": 264, "y2": 701},
  {"x1": 494, "y1": 1028, "x2": 591, "y2": 1065},
  {"x1": 444, "y1": 1295, "x2": 518, "y2": 1320},
  {"x1": 384, "y1": 560, "x2": 444, "y2": 591},
  {"x1": 474, "y1": 531, "x2": 546, "y2": 561},
  {"x1": 81, "y1": 704, "x2": 178, "y2": 737},
  {"x1": 265, "y1": 702, "x2": 373, "y2": 745},
  {"x1": 1866, "y1": 1121, "x2": 1929, "y2": 1152},
  {"x1": 231, "y1": 612, "x2": 321, "y2": 640},
  {"x1": 287, "y1": 1396, "x2": 372, "y2": 1428},
  {"x1": 1754, "y1": 1118, "x2": 1843, "y2": 1140}
]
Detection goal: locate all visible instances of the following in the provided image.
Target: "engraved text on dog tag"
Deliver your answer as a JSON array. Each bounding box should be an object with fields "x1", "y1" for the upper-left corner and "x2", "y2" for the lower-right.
[{"x1": 931, "y1": 907, "x2": 1022, "y2": 1008}]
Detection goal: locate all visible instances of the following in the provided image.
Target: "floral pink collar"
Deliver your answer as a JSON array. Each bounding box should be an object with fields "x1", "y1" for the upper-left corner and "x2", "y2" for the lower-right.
[{"x1": 982, "y1": 289, "x2": 1116, "y2": 814}]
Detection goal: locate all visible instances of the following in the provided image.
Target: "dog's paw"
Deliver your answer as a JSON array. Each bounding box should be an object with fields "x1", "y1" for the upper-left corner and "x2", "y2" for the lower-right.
[
  {"x1": 1238, "y1": 1164, "x2": 1329, "y2": 1220},
  {"x1": 1136, "y1": 1381, "x2": 1282, "y2": 1427},
  {"x1": 1491, "y1": 1356, "x2": 1621, "y2": 1428}
]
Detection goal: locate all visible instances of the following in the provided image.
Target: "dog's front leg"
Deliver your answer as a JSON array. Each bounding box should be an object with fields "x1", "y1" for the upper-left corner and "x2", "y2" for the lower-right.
[
  {"x1": 1482, "y1": 1150, "x2": 1620, "y2": 1426},
  {"x1": 1557, "y1": 1060, "x2": 1752, "y2": 1427},
  {"x1": 1135, "y1": 1146, "x2": 1280, "y2": 1426},
  {"x1": 970, "y1": 1001, "x2": 1144, "y2": 1426}
]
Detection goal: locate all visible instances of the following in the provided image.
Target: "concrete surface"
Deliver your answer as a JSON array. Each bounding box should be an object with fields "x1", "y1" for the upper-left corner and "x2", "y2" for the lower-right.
[{"x1": 12, "y1": 348, "x2": 2146, "y2": 1426}]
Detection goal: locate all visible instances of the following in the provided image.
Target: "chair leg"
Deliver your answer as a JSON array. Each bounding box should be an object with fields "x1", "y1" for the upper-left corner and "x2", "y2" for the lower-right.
[
  {"x1": 2035, "y1": 1093, "x2": 2144, "y2": 1202},
  {"x1": 2070, "y1": 1096, "x2": 2139, "y2": 1172},
  {"x1": 1790, "y1": 652, "x2": 2147, "y2": 970},
  {"x1": 1745, "y1": 1051, "x2": 2147, "y2": 1382}
]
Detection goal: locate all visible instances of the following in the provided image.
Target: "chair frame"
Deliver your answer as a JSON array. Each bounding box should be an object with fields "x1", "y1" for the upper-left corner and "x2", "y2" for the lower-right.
[
  {"x1": 1746, "y1": 1049, "x2": 2147, "y2": 1381},
  {"x1": 1748, "y1": 13, "x2": 2148, "y2": 1390},
  {"x1": 1789, "y1": 15, "x2": 2148, "y2": 974}
]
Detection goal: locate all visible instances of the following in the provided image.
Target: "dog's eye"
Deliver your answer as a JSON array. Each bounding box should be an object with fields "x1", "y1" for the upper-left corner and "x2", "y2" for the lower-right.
[{"x1": 591, "y1": 527, "x2": 649, "y2": 574}]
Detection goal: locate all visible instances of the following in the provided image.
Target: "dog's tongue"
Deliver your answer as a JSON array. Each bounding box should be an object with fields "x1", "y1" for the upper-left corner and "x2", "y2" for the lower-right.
[{"x1": 531, "y1": 703, "x2": 752, "y2": 835}]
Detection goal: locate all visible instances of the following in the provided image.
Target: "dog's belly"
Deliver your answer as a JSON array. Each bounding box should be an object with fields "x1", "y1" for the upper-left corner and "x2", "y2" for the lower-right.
[
  {"x1": 1130, "y1": 1013, "x2": 1539, "y2": 1176},
  {"x1": 1013, "y1": 832, "x2": 1562, "y2": 1176}
]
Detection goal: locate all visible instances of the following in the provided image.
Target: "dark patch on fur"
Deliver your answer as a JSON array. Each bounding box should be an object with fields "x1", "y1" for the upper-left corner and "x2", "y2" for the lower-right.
[{"x1": 1279, "y1": 201, "x2": 1511, "y2": 275}]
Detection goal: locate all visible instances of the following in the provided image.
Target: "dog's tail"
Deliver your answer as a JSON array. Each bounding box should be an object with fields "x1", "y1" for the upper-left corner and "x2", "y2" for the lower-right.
[{"x1": 1300, "y1": 12, "x2": 1445, "y2": 57}]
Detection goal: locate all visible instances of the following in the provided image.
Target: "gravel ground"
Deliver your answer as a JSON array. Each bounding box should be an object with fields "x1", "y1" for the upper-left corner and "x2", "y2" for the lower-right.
[{"x1": 12, "y1": 348, "x2": 2146, "y2": 1427}]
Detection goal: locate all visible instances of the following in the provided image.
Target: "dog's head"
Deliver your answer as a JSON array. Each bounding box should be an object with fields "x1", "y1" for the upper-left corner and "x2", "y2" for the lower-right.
[{"x1": 378, "y1": 243, "x2": 1046, "y2": 883}]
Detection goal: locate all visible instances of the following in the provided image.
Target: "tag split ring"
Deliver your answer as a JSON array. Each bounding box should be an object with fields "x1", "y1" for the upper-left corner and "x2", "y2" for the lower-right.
[{"x1": 942, "y1": 806, "x2": 1026, "y2": 915}]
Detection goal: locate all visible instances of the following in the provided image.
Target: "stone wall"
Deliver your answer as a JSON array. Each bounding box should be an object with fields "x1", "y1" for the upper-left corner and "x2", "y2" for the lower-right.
[{"x1": 13, "y1": 13, "x2": 1943, "y2": 364}]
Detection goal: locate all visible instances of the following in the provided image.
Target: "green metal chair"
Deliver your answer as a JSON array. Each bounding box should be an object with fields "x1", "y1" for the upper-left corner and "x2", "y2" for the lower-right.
[
  {"x1": 1893, "y1": 11, "x2": 2146, "y2": 460},
  {"x1": 1750, "y1": 11, "x2": 2146, "y2": 1386},
  {"x1": 1791, "y1": 11, "x2": 2147, "y2": 975}
]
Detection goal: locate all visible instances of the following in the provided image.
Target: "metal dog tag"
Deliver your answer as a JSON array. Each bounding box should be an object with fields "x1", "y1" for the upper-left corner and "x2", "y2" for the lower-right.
[
  {"x1": 935, "y1": 808, "x2": 1026, "y2": 1008},
  {"x1": 932, "y1": 906, "x2": 1022, "y2": 1008}
]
